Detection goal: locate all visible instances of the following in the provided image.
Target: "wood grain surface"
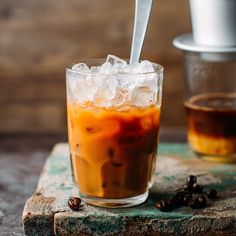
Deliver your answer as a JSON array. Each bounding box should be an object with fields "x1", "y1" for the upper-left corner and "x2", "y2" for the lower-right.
[{"x1": 0, "y1": 0, "x2": 191, "y2": 134}]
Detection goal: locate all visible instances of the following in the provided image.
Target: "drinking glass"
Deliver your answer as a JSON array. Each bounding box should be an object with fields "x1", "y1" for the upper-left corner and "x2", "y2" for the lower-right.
[
  {"x1": 66, "y1": 59, "x2": 163, "y2": 207},
  {"x1": 183, "y1": 51, "x2": 236, "y2": 162}
]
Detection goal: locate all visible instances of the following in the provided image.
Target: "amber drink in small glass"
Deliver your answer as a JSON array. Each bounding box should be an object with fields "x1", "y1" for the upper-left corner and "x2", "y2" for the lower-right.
[{"x1": 181, "y1": 52, "x2": 236, "y2": 162}]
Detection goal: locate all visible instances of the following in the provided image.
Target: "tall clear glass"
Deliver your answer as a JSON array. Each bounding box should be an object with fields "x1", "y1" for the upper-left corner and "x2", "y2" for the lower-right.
[{"x1": 66, "y1": 59, "x2": 163, "y2": 208}]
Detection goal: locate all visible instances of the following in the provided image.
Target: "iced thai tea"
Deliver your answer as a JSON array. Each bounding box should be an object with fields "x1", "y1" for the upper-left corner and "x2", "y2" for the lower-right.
[
  {"x1": 66, "y1": 56, "x2": 163, "y2": 207},
  {"x1": 68, "y1": 105, "x2": 160, "y2": 199}
]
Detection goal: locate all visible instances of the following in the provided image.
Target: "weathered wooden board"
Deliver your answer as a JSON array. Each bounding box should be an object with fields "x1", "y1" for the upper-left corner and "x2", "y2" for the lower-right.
[{"x1": 22, "y1": 143, "x2": 236, "y2": 235}]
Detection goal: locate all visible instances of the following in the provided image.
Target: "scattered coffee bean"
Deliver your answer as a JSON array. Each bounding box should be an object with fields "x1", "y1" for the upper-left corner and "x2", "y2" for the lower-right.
[
  {"x1": 172, "y1": 191, "x2": 188, "y2": 205},
  {"x1": 68, "y1": 197, "x2": 81, "y2": 211},
  {"x1": 189, "y1": 195, "x2": 207, "y2": 209},
  {"x1": 155, "y1": 175, "x2": 219, "y2": 212},
  {"x1": 188, "y1": 198, "x2": 198, "y2": 209},
  {"x1": 184, "y1": 183, "x2": 193, "y2": 192},
  {"x1": 102, "y1": 182, "x2": 107, "y2": 188},
  {"x1": 155, "y1": 200, "x2": 173, "y2": 212},
  {"x1": 197, "y1": 195, "x2": 207, "y2": 206},
  {"x1": 206, "y1": 189, "x2": 217, "y2": 199},
  {"x1": 189, "y1": 197, "x2": 201, "y2": 209},
  {"x1": 155, "y1": 200, "x2": 165, "y2": 210},
  {"x1": 183, "y1": 194, "x2": 192, "y2": 206},
  {"x1": 192, "y1": 183, "x2": 203, "y2": 193},
  {"x1": 187, "y1": 175, "x2": 197, "y2": 185}
]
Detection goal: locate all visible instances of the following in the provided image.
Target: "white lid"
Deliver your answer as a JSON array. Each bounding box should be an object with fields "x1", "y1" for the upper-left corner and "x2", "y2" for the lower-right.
[{"x1": 173, "y1": 33, "x2": 236, "y2": 61}]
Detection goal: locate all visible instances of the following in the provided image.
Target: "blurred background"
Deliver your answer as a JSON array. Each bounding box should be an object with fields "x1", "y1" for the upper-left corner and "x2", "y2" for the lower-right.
[{"x1": 0, "y1": 0, "x2": 191, "y2": 149}]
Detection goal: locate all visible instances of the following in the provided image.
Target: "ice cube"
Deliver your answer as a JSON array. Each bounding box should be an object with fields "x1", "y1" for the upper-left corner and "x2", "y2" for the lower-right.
[
  {"x1": 131, "y1": 86, "x2": 156, "y2": 107},
  {"x1": 106, "y1": 54, "x2": 127, "y2": 67},
  {"x1": 137, "y1": 60, "x2": 155, "y2": 73},
  {"x1": 117, "y1": 74, "x2": 136, "y2": 90},
  {"x1": 66, "y1": 69, "x2": 82, "y2": 102},
  {"x1": 110, "y1": 89, "x2": 126, "y2": 107},
  {"x1": 138, "y1": 74, "x2": 158, "y2": 89},
  {"x1": 130, "y1": 73, "x2": 159, "y2": 107},
  {"x1": 110, "y1": 66, "x2": 119, "y2": 74},
  {"x1": 98, "y1": 62, "x2": 112, "y2": 74},
  {"x1": 123, "y1": 62, "x2": 139, "y2": 73},
  {"x1": 72, "y1": 76, "x2": 98, "y2": 105},
  {"x1": 112, "y1": 63, "x2": 127, "y2": 73},
  {"x1": 90, "y1": 66, "x2": 100, "y2": 73},
  {"x1": 72, "y1": 63, "x2": 90, "y2": 72},
  {"x1": 93, "y1": 76, "x2": 118, "y2": 107}
]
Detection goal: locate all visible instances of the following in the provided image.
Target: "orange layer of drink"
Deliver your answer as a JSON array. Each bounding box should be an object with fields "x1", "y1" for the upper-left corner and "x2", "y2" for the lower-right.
[{"x1": 68, "y1": 104, "x2": 160, "y2": 199}]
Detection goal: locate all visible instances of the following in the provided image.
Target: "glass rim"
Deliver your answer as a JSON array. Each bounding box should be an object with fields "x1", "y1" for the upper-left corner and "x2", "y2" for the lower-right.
[{"x1": 66, "y1": 58, "x2": 164, "y2": 77}]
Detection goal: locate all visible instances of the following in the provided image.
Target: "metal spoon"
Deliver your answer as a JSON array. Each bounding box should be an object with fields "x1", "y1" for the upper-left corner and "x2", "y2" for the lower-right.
[{"x1": 130, "y1": 0, "x2": 153, "y2": 64}]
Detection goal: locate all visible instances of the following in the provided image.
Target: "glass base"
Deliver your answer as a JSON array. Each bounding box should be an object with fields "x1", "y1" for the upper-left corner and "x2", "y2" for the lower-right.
[
  {"x1": 195, "y1": 152, "x2": 236, "y2": 163},
  {"x1": 79, "y1": 191, "x2": 149, "y2": 208}
]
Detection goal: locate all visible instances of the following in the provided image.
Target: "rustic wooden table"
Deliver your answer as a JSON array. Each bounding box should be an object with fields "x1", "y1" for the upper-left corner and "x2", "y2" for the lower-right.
[
  {"x1": 19, "y1": 131, "x2": 236, "y2": 236},
  {"x1": 0, "y1": 130, "x2": 185, "y2": 235}
]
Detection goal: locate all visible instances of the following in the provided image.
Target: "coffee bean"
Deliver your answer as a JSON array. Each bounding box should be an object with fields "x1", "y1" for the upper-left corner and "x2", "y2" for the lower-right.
[
  {"x1": 188, "y1": 198, "x2": 199, "y2": 209},
  {"x1": 184, "y1": 183, "x2": 193, "y2": 192},
  {"x1": 155, "y1": 200, "x2": 173, "y2": 212},
  {"x1": 206, "y1": 189, "x2": 217, "y2": 199},
  {"x1": 155, "y1": 200, "x2": 168, "y2": 211},
  {"x1": 68, "y1": 197, "x2": 81, "y2": 211},
  {"x1": 172, "y1": 193, "x2": 183, "y2": 205},
  {"x1": 183, "y1": 194, "x2": 192, "y2": 206},
  {"x1": 102, "y1": 182, "x2": 107, "y2": 188},
  {"x1": 172, "y1": 191, "x2": 189, "y2": 205},
  {"x1": 197, "y1": 195, "x2": 207, "y2": 207},
  {"x1": 189, "y1": 195, "x2": 207, "y2": 209},
  {"x1": 192, "y1": 183, "x2": 203, "y2": 193},
  {"x1": 155, "y1": 200, "x2": 164, "y2": 209},
  {"x1": 187, "y1": 175, "x2": 197, "y2": 185}
]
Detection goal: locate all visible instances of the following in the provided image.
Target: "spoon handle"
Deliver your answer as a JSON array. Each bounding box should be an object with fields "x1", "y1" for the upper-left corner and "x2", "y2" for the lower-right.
[{"x1": 130, "y1": 0, "x2": 153, "y2": 64}]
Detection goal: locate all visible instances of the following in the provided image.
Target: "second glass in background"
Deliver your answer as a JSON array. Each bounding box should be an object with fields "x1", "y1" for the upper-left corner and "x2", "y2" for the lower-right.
[{"x1": 183, "y1": 51, "x2": 236, "y2": 162}]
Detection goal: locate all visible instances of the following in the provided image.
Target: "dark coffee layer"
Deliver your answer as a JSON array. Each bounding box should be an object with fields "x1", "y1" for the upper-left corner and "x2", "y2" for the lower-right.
[{"x1": 185, "y1": 93, "x2": 236, "y2": 138}]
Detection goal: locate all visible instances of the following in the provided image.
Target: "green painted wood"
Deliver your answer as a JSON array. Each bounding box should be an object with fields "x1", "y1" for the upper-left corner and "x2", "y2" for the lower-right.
[{"x1": 22, "y1": 143, "x2": 236, "y2": 235}]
